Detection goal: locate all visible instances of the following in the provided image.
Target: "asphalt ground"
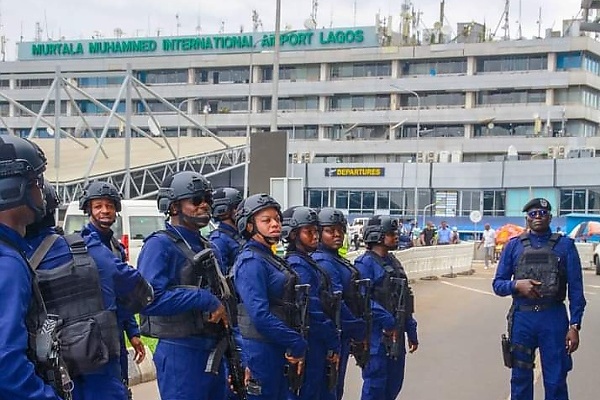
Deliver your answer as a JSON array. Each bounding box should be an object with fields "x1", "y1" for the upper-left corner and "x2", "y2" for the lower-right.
[{"x1": 133, "y1": 263, "x2": 600, "y2": 399}]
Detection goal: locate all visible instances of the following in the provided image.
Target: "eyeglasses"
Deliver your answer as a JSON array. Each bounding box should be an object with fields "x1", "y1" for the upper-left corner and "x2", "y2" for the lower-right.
[
  {"x1": 527, "y1": 209, "x2": 549, "y2": 219},
  {"x1": 191, "y1": 194, "x2": 212, "y2": 207}
]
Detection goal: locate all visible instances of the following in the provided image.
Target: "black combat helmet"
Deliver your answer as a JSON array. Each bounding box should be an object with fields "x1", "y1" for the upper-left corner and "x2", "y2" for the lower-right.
[
  {"x1": 26, "y1": 179, "x2": 60, "y2": 237},
  {"x1": 235, "y1": 193, "x2": 281, "y2": 239},
  {"x1": 157, "y1": 171, "x2": 213, "y2": 215},
  {"x1": 0, "y1": 135, "x2": 47, "y2": 217},
  {"x1": 317, "y1": 207, "x2": 348, "y2": 232},
  {"x1": 79, "y1": 181, "x2": 122, "y2": 213},
  {"x1": 363, "y1": 215, "x2": 398, "y2": 245},
  {"x1": 212, "y1": 187, "x2": 243, "y2": 221},
  {"x1": 281, "y1": 206, "x2": 318, "y2": 243}
]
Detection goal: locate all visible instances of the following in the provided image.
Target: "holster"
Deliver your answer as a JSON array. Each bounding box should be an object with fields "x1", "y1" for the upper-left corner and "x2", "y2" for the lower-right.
[
  {"x1": 350, "y1": 340, "x2": 370, "y2": 369},
  {"x1": 501, "y1": 334, "x2": 512, "y2": 368},
  {"x1": 325, "y1": 351, "x2": 338, "y2": 391}
]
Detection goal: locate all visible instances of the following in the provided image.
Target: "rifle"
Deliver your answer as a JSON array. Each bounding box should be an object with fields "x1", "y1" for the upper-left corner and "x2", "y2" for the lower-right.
[
  {"x1": 193, "y1": 249, "x2": 247, "y2": 399},
  {"x1": 285, "y1": 283, "x2": 310, "y2": 396},
  {"x1": 349, "y1": 278, "x2": 372, "y2": 368},
  {"x1": 325, "y1": 291, "x2": 342, "y2": 391},
  {"x1": 36, "y1": 315, "x2": 73, "y2": 400},
  {"x1": 384, "y1": 277, "x2": 407, "y2": 360}
]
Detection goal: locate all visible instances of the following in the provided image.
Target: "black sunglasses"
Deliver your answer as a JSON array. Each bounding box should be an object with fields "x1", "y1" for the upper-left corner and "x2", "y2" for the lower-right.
[
  {"x1": 190, "y1": 194, "x2": 212, "y2": 206},
  {"x1": 527, "y1": 209, "x2": 549, "y2": 219}
]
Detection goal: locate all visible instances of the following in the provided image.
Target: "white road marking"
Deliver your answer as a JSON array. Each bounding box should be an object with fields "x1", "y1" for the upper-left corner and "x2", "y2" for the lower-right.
[
  {"x1": 439, "y1": 280, "x2": 496, "y2": 297},
  {"x1": 586, "y1": 284, "x2": 600, "y2": 289},
  {"x1": 583, "y1": 291, "x2": 596, "y2": 296}
]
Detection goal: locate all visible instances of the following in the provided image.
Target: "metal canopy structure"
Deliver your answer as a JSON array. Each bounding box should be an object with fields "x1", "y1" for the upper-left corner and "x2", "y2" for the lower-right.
[{"x1": 0, "y1": 66, "x2": 247, "y2": 202}]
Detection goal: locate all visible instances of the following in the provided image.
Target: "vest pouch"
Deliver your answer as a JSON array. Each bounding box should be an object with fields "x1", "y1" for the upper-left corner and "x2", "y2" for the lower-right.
[{"x1": 58, "y1": 317, "x2": 109, "y2": 376}]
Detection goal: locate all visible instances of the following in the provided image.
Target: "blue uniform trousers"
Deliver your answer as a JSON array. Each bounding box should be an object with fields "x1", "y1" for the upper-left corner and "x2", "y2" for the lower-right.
[
  {"x1": 360, "y1": 347, "x2": 406, "y2": 400},
  {"x1": 510, "y1": 305, "x2": 572, "y2": 400},
  {"x1": 243, "y1": 338, "x2": 288, "y2": 400},
  {"x1": 72, "y1": 359, "x2": 127, "y2": 400},
  {"x1": 153, "y1": 340, "x2": 226, "y2": 400},
  {"x1": 288, "y1": 336, "x2": 332, "y2": 400}
]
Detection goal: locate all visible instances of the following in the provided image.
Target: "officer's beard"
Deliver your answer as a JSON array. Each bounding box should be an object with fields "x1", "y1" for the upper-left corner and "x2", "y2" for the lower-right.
[
  {"x1": 91, "y1": 215, "x2": 116, "y2": 232},
  {"x1": 179, "y1": 207, "x2": 211, "y2": 230}
]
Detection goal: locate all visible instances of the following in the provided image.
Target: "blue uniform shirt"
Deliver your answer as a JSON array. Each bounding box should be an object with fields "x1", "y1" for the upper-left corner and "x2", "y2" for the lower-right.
[
  {"x1": 209, "y1": 222, "x2": 242, "y2": 275},
  {"x1": 437, "y1": 227, "x2": 452, "y2": 244},
  {"x1": 233, "y1": 239, "x2": 308, "y2": 357},
  {"x1": 492, "y1": 229, "x2": 586, "y2": 326},
  {"x1": 0, "y1": 224, "x2": 62, "y2": 400},
  {"x1": 137, "y1": 223, "x2": 222, "y2": 349},
  {"x1": 312, "y1": 245, "x2": 366, "y2": 341},
  {"x1": 355, "y1": 251, "x2": 418, "y2": 353},
  {"x1": 286, "y1": 251, "x2": 340, "y2": 352}
]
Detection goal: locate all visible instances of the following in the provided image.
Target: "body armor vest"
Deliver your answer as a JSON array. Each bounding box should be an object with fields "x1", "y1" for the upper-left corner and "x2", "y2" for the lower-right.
[
  {"x1": 334, "y1": 253, "x2": 367, "y2": 318},
  {"x1": 237, "y1": 246, "x2": 300, "y2": 341},
  {"x1": 514, "y1": 233, "x2": 565, "y2": 301},
  {"x1": 285, "y1": 251, "x2": 338, "y2": 321},
  {"x1": 32, "y1": 234, "x2": 121, "y2": 377},
  {"x1": 368, "y1": 251, "x2": 415, "y2": 317},
  {"x1": 216, "y1": 225, "x2": 245, "y2": 274},
  {"x1": 140, "y1": 229, "x2": 223, "y2": 339}
]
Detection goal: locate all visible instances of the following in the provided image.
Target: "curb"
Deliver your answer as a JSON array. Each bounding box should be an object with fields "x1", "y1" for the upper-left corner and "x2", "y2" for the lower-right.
[{"x1": 127, "y1": 345, "x2": 156, "y2": 386}]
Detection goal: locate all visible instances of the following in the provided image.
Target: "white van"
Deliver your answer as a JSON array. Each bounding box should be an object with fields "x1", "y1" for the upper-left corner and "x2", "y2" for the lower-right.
[{"x1": 62, "y1": 200, "x2": 166, "y2": 267}]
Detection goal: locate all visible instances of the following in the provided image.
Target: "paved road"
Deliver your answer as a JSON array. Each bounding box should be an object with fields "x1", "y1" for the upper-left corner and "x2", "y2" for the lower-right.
[{"x1": 133, "y1": 264, "x2": 600, "y2": 399}]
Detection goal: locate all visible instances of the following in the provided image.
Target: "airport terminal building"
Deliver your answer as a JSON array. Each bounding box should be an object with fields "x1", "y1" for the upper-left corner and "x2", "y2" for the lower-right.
[{"x1": 1, "y1": 22, "x2": 600, "y2": 222}]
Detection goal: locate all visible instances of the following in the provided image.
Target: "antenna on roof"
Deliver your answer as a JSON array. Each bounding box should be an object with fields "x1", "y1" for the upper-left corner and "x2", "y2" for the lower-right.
[
  {"x1": 491, "y1": 0, "x2": 510, "y2": 40},
  {"x1": 252, "y1": 10, "x2": 263, "y2": 32},
  {"x1": 176, "y1": 13, "x2": 181, "y2": 35},
  {"x1": 310, "y1": 0, "x2": 319, "y2": 28},
  {"x1": 219, "y1": 20, "x2": 225, "y2": 34},
  {"x1": 114, "y1": 27, "x2": 124, "y2": 38},
  {"x1": 35, "y1": 21, "x2": 43, "y2": 42},
  {"x1": 516, "y1": 0, "x2": 522, "y2": 39},
  {"x1": 195, "y1": 15, "x2": 202, "y2": 34}
]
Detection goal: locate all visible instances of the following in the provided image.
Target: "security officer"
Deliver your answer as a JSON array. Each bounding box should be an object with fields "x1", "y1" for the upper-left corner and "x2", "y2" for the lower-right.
[
  {"x1": 78, "y1": 180, "x2": 145, "y2": 398},
  {"x1": 281, "y1": 206, "x2": 340, "y2": 400},
  {"x1": 312, "y1": 208, "x2": 366, "y2": 400},
  {"x1": 233, "y1": 194, "x2": 307, "y2": 400},
  {"x1": 492, "y1": 198, "x2": 586, "y2": 400},
  {"x1": 354, "y1": 215, "x2": 418, "y2": 400},
  {"x1": 209, "y1": 187, "x2": 244, "y2": 275},
  {"x1": 0, "y1": 135, "x2": 63, "y2": 399},
  {"x1": 25, "y1": 180, "x2": 154, "y2": 400},
  {"x1": 137, "y1": 171, "x2": 228, "y2": 400}
]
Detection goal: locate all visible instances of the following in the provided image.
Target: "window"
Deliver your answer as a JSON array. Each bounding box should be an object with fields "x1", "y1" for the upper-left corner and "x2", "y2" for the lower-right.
[
  {"x1": 477, "y1": 90, "x2": 546, "y2": 106},
  {"x1": 400, "y1": 59, "x2": 467, "y2": 76},
  {"x1": 308, "y1": 189, "x2": 330, "y2": 208},
  {"x1": 330, "y1": 95, "x2": 390, "y2": 111},
  {"x1": 129, "y1": 216, "x2": 165, "y2": 240},
  {"x1": 16, "y1": 78, "x2": 54, "y2": 88},
  {"x1": 145, "y1": 69, "x2": 187, "y2": 85},
  {"x1": 556, "y1": 52, "x2": 583, "y2": 70},
  {"x1": 460, "y1": 191, "x2": 481, "y2": 216},
  {"x1": 262, "y1": 65, "x2": 320, "y2": 82},
  {"x1": 335, "y1": 190, "x2": 349, "y2": 209},
  {"x1": 78, "y1": 76, "x2": 124, "y2": 87},
  {"x1": 477, "y1": 55, "x2": 548, "y2": 73},
  {"x1": 330, "y1": 62, "x2": 392, "y2": 79},
  {"x1": 560, "y1": 188, "x2": 593, "y2": 215},
  {"x1": 483, "y1": 190, "x2": 505, "y2": 216}
]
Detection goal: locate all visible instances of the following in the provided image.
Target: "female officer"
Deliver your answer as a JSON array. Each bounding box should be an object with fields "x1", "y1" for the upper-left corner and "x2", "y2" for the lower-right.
[
  {"x1": 312, "y1": 208, "x2": 367, "y2": 400},
  {"x1": 281, "y1": 206, "x2": 340, "y2": 400},
  {"x1": 233, "y1": 194, "x2": 307, "y2": 400}
]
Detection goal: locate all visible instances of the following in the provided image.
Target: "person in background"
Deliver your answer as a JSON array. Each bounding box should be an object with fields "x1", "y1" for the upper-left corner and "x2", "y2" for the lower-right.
[
  {"x1": 419, "y1": 221, "x2": 436, "y2": 246},
  {"x1": 437, "y1": 221, "x2": 452, "y2": 245},
  {"x1": 209, "y1": 187, "x2": 245, "y2": 275},
  {"x1": 478, "y1": 223, "x2": 496, "y2": 269},
  {"x1": 450, "y1": 227, "x2": 460, "y2": 244}
]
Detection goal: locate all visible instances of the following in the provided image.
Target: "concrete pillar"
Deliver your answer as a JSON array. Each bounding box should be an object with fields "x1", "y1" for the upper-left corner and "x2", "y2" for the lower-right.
[
  {"x1": 467, "y1": 56, "x2": 476, "y2": 75},
  {"x1": 547, "y1": 52, "x2": 556, "y2": 72}
]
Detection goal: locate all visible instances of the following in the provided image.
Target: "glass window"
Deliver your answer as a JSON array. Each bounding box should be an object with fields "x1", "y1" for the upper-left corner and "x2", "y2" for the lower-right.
[
  {"x1": 349, "y1": 191, "x2": 362, "y2": 213},
  {"x1": 377, "y1": 191, "x2": 390, "y2": 210},
  {"x1": 460, "y1": 191, "x2": 481, "y2": 216},
  {"x1": 335, "y1": 190, "x2": 349, "y2": 209},
  {"x1": 477, "y1": 55, "x2": 548, "y2": 73},
  {"x1": 363, "y1": 191, "x2": 375, "y2": 212},
  {"x1": 483, "y1": 190, "x2": 505, "y2": 216},
  {"x1": 145, "y1": 69, "x2": 188, "y2": 85},
  {"x1": 129, "y1": 216, "x2": 165, "y2": 240}
]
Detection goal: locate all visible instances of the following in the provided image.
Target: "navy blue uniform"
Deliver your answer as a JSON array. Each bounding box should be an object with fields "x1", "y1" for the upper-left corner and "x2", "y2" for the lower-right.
[
  {"x1": 209, "y1": 223, "x2": 243, "y2": 275},
  {"x1": 355, "y1": 252, "x2": 418, "y2": 400},
  {"x1": 25, "y1": 226, "x2": 150, "y2": 400},
  {"x1": 493, "y1": 230, "x2": 586, "y2": 400},
  {"x1": 286, "y1": 252, "x2": 340, "y2": 400},
  {"x1": 137, "y1": 223, "x2": 225, "y2": 400},
  {"x1": 81, "y1": 222, "x2": 141, "y2": 389},
  {"x1": 312, "y1": 246, "x2": 366, "y2": 400},
  {"x1": 234, "y1": 240, "x2": 308, "y2": 400},
  {"x1": 0, "y1": 224, "x2": 62, "y2": 400}
]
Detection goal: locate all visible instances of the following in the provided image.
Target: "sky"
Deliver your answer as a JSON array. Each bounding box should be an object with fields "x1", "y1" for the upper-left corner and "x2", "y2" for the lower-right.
[{"x1": 0, "y1": 0, "x2": 586, "y2": 57}]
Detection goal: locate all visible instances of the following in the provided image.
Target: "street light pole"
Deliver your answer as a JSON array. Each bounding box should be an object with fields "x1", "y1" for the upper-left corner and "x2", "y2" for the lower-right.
[
  {"x1": 270, "y1": 0, "x2": 281, "y2": 132},
  {"x1": 391, "y1": 84, "x2": 421, "y2": 222},
  {"x1": 422, "y1": 202, "x2": 437, "y2": 228}
]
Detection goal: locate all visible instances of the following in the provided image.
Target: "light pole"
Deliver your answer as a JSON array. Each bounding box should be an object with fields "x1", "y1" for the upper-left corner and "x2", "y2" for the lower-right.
[
  {"x1": 270, "y1": 0, "x2": 281, "y2": 132},
  {"x1": 422, "y1": 202, "x2": 437, "y2": 228},
  {"x1": 177, "y1": 97, "x2": 204, "y2": 171},
  {"x1": 390, "y1": 84, "x2": 421, "y2": 222}
]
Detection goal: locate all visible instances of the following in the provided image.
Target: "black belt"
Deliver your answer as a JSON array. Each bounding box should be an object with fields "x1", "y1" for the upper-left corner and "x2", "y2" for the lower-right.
[{"x1": 515, "y1": 303, "x2": 561, "y2": 312}]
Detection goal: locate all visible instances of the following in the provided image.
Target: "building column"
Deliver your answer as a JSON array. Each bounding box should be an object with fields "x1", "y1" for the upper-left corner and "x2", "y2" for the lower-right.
[
  {"x1": 467, "y1": 56, "x2": 476, "y2": 75},
  {"x1": 547, "y1": 52, "x2": 556, "y2": 72}
]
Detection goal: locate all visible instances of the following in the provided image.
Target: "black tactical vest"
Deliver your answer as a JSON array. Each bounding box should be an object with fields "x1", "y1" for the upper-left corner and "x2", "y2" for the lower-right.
[
  {"x1": 335, "y1": 253, "x2": 367, "y2": 318},
  {"x1": 140, "y1": 229, "x2": 223, "y2": 339},
  {"x1": 286, "y1": 251, "x2": 338, "y2": 322},
  {"x1": 514, "y1": 233, "x2": 565, "y2": 301},
  {"x1": 237, "y1": 246, "x2": 300, "y2": 341},
  {"x1": 368, "y1": 251, "x2": 415, "y2": 316},
  {"x1": 32, "y1": 234, "x2": 121, "y2": 377},
  {"x1": 216, "y1": 225, "x2": 245, "y2": 274}
]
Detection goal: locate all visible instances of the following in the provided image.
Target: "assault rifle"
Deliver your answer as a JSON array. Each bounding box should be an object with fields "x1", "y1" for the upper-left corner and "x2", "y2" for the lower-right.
[
  {"x1": 194, "y1": 249, "x2": 246, "y2": 399},
  {"x1": 384, "y1": 277, "x2": 407, "y2": 360},
  {"x1": 325, "y1": 291, "x2": 343, "y2": 391},
  {"x1": 285, "y1": 284, "x2": 310, "y2": 396},
  {"x1": 36, "y1": 315, "x2": 73, "y2": 400},
  {"x1": 349, "y1": 278, "x2": 372, "y2": 368}
]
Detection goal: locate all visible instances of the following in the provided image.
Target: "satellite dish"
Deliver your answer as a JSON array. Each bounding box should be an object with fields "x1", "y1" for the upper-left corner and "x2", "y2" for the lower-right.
[
  {"x1": 148, "y1": 118, "x2": 163, "y2": 137},
  {"x1": 303, "y1": 18, "x2": 317, "y2": 30},
  {"x1": 507, "y1": 145, "x2": 518, "y2": 156},
  {"x1": 46, "y1": 127, "x2": 55, "y2": 137}
]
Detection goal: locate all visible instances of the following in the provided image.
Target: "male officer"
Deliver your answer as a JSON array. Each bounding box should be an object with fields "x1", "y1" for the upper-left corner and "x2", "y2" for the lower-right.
[
  {"x1": 209, "y1": 187, "x2": 244, "y2": 275},
  {"x1": 78, "y1": 181, "x2": 145, "y2": 398},
  {"x1": 354, "y1": 215, "x2": 418, "y2": 400},
  {"x1": 0, "y1": 135, "x2": 64, "y2": 400},
  {"x1": 25, "y1": 181, "x2": 154, "y2": 400},
  {"x1": 493, "y1": 198, "x2": 586, "y2": 400},
  {"x1": 137, "y1": 171, "x2": 228, "y2": 400}
]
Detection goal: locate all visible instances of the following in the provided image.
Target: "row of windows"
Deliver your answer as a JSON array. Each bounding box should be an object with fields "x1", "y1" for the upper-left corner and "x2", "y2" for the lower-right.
[{"x1": 559, "y1": 188, "x2": 600, "y2": 215}]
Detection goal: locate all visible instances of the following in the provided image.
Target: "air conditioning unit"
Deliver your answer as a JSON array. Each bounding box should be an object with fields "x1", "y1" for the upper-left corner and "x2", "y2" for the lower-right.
[
  {"x1": 547, "y1": 146, "x2": 557, "y2": 159},
  {"x1": 567, "y1": 149, "x2": 580, "y2": 159},
  {"x1": 438, "y1": 150, "x2": 451, "y2": 163},
  {"x1": 300, "y1": 152, "x2": 311, "y2": 163},
  {"x1": 580, "y1": 147, "x2": 595, "y2": 158},
  {"x1": 557, "y1": 146, "x2": 566, "y2": 159},
  {"x1": 291, "y1": 153, "x2": 299, "y2": 163},
  {"x1": 426, "y1": 151, "x2": 438, "y2": 163},
  {"x1": 451, "y1": 150, "x2": 463, "y2": 163},
  {"x1": 416, "y1": 151, "x2": 425, "y2": 163}
]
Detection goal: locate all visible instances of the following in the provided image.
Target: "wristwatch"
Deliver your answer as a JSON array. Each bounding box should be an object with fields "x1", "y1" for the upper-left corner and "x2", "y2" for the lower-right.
[{"x1": 569, "y1": 324, "x2": 581, "y2": 331}]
